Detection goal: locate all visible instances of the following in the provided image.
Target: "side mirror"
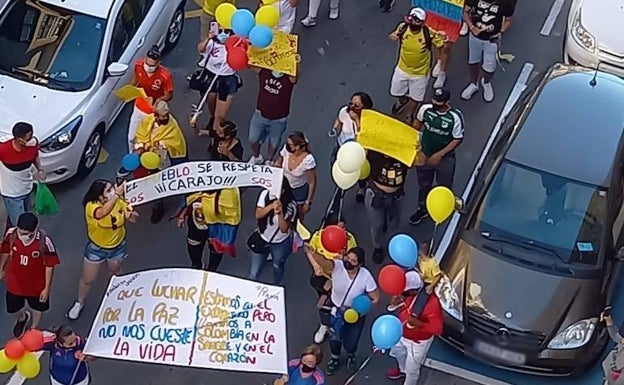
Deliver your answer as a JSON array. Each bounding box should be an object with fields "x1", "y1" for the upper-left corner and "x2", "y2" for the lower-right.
[
  {"x1": 107, "y1": 62, "x2": 128, "y2": 77},
  {"x1": 454, "y1": 197, "x2": 467, "y2": 215},
  {"x1": 616, "y1": 247, "x2": 624, "y2": 261}
]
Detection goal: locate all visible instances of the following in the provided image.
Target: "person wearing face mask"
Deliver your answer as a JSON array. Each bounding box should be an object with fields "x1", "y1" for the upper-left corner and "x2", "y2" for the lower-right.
[
  {"x1": 0, "y1": 212, "x2": 59, "y2": 337},
  {"x1": 127, "y1": 46, "x2": 174, "y2": 153},
  {"x1": 66, "y1": 179, "x2": 138, "y2": 321},
  {"x1": 408, "y1": 88, "x2": 464, "y2": 225},
  {"x1": 200, "y1": 0, "x2": 236, "y2": 38},
  {"x1": 248, "y1": 56, "x2": 300, "y2": 165},
  {"x1": 209, "y1": 120, "x2": 243, "y2": 161},
  {"x1": 274, "y1": 344, "x2": 326, "y2": 385},
  {"x1": 41, "y1": 325, "x2": 94, "y2": 385},
  {"x1": 330, "y1": 92, "x2": 373, "y2": 203},
  {"x1": 389, "y1": 8, "x2": 447, "y2": 123},
  {"x1": 0, "y1": 122, "x2": 45, "y2": 228},
  {"x1": 306, "y1": 247, "x2": 379, "y2": 376}
]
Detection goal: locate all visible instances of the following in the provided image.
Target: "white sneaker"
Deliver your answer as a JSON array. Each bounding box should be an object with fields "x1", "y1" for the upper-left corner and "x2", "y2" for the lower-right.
[
  {"x1": 461, "y1": 82, "x2": 479, "y2": 100},
  {"x1": 67, "y1": 301, "x2": 84, "y2": 320},
  {"x1": 301, "y1": 16, "x2": 317, "y2": 27},
  {"x1": 248, "y1": 155, "x2": 265, "y2": 165},
  {"x1": 433, "y1": 72, "x2": 446, "y2": 89},
  {"x1": 432, "y1": 60, "x2": 442, "y2": 77},
  {"x1": 481, "y1": 78, "x2": 494, "y2": 102},
  {"x1": 329, "y1": 8, "x2": 339, "y2": 20},
  {"x1": 460, "y1": 22, "x2": 469, "y2": 36},
  {"x1": 314, "y1": 324, "x2": 330, "y2": 344}
]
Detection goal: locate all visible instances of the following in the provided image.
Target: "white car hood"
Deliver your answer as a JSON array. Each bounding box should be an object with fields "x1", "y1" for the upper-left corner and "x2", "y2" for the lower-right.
[
  {"x1": 580, "y1": 0, "x2": 624, "y2": 54},
  {"x1": 0, "y1": 75, "x2": 88, "y2": 142}
]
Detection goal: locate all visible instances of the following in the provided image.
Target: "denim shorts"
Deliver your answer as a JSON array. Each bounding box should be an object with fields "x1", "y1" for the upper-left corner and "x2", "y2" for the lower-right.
[
  {"x1": 248, "y1": 110, "x2": 288, "y2": 148},
  {"x1": 291, "y1": 183, "x2": 309, "y2": 204},
  {"x1": 210, "y1": 74, "x2": 239, "y2": 101},
  {"x1": 84, "y1": 240, "x2": 128, "y2": 263}
]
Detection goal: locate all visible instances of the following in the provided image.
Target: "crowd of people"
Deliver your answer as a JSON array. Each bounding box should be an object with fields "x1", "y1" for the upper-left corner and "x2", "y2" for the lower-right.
[{"x1": 0, "y1": 0, "x2": 525, "y2": 385}]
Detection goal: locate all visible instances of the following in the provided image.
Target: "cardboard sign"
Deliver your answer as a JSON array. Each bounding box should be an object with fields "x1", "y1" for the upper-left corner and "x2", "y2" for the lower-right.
[
  {"x1": 413, "y1": 0, "x2": 464, "y2": 42},
  {"x1": 248, "y1": 32, "x2": 298, "y2": 76},
  {"x1": 358, "y1": 110, "x2": 419, "y2": 166},
  {"x1": 83, "y1": 269, "x2": 288, "y2": 374}
]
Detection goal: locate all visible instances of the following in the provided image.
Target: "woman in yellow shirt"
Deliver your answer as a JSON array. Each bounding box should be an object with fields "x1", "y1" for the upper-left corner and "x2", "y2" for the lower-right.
[{"x1": 66, "y1": 179, "x2": 138, "y2": 320}]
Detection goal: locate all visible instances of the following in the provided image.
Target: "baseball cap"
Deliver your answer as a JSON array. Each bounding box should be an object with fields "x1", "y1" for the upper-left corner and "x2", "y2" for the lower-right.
[
  {"x1": 17, "y1": 212, "x2": 38, "y2": 232},
  {"x1": 404, "y1": 271, "x2": 424, "y2": 291},
  {"x1": 408, "y1": 7, "x2": 426, "y2": 22},
  {"x1": 432, "y1": 88, "x2": 451, "y2": 104}
]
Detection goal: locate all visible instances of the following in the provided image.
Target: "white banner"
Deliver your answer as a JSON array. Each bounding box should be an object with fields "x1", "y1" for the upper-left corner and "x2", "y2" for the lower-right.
[
  {"x1": 83, "y1": 269, "x2": 288, "y2": 374},
  {"x1": 124, "y1": 162, "x2": 284, "y2": 205}
]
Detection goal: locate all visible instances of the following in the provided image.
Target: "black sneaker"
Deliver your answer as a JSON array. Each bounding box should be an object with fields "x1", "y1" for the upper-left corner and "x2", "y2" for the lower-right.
[
  {"x1": 373, "y1": 248, "x2": 385, "y2": 264},
  {"x1": 391, "y1": 100, "x2": 406, "y2": 115},
  {"x1": 13, "y1": 311, "x2": 32, "y2": 338},
  {"x1": 355, "y1": 191, "x2": 364, "y2": 204},
  {"x1": 150, "y1": 201, "x2": 165, "y2": 224},
  {"x1": 382, "y1": 0, "x2": 395, "y2": 12},
  {"x1": 116, "y1": 167, "x2": 131, "y2": 178},
  {"x1": 346, "y1": 355, "x2": 357, "y2": 373},
  {"x1": 408, "y1": 208, "x2": 429, "y2": 225},
  {"x1": 326, "y1": 357, "x2": 340, "y2": 376}
]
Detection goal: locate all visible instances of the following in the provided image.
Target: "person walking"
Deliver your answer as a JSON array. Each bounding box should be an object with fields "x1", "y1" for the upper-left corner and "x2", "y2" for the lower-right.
[
  {"x1": 603, "y1": 312, "x2": 624, "y2": 384},
  {"x1": 386, "y1": 271, "x2": 443, "y2": 384},
  {"x1": 408, "y1": 88, "x2": 464, "y2": 225},
  {"x1": 0, "y1": 212, "x2": 59, "y2": 337},
  {"x1": 66, "y1": 180, "x2": 138, "y2": 320},
  {"x1": 266, "y1": 0, "x2": 298, "y2": 34},
  {"x1": 0, "y1": 123, "x2": 45, "y2": 227},
  {"x1": 42, "y1": 325, "x2": 94, "y2": 385},
  {"x1": 275, "y1": 345, "x2": 327, "y2": 385},
  {"x1": 306, "y1": 246, "x2": 379, "y2": 375},
  {"x1": 301, "y1": 0, "x2": 341, "y2": 26},
  {"x1": 248, "y1": 57, "x2": 300, "y2": 165},
  {"x1": 460, "y1": 0, "x2": 515, "y2": 102},
  {"x1": 209, "y1": 120, "x2": 244, "y2": 161},
  {"x1": 200, "y1": 0, "x2": 236, "y2": 38}
]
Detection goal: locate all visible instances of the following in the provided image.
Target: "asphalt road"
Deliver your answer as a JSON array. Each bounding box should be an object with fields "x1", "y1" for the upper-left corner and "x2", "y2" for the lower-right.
[{"x1": 0, "y1": 0, "x2": 577, "y2": 384}]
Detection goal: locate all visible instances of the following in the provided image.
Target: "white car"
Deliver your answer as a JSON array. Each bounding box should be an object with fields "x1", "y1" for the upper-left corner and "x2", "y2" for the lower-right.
[
  {"x1": 564, "y1": 0, "x2": 624, "y2": 77},
  {"x1": 0, "y1": 0, "x2": 186, "y2": 183}
]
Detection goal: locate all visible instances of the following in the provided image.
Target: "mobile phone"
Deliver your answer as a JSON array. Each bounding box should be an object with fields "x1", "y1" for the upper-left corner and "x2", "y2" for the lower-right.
[
  {"x1": 209, "y1": 21, "x2": 218, "y2": 36},
  {"x1": 116, "y1": 177, "x2": 125, "y2": 186}
]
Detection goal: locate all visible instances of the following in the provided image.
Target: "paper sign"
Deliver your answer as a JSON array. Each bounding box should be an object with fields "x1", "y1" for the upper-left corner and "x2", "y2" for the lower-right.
[
  {"x1": 83, "y1": 268, "x2": 288, "y2": 374},
  {"x1": 413, "y1": 0, "x2": 464, "y2": 42},
  {"x1": 296, "y1": 220, "x2": 311, "y2": 241},
  {"x1": 248, "y1": 32, "x2": 298, "y2": 77},
  {"x1": 124, "y1": 162, "x2": 284, "y2": 206},
  {"x1": 114, "y1": 85, "x2": 147, "y2": 102},
  {"x1": 358, "y1": 110, "x2": 419, "y2": 166}
]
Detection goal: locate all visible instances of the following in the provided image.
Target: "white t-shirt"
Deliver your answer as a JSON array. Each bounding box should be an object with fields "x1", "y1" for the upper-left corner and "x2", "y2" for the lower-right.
[
  {"x1": 336, "y1": 106, "x2": 358, "y2": 146},
  {"x1": 280, "y1": 147, "x2": 316, "y2": 189},
  {"x1": 331, "y1": 261, "x2": 378, "y2": 308},
  {"x1": 256, "y1": 190, "x2": 297, "y2": 243},
  {"x1": 199, "y1": 40, "x2": 236, "y2": 76},
  {"x1": 274, "y1": 0, "x2": 296, "y2": 34}
]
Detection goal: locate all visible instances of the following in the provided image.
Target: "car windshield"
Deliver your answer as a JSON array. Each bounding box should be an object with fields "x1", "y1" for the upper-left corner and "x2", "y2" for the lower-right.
[
  {"x1": 0, "y1": 0, "x2": 106, "y2": 91},
  {"x1": 472, "y1": 160, "x2": 607, "y2": 267}
]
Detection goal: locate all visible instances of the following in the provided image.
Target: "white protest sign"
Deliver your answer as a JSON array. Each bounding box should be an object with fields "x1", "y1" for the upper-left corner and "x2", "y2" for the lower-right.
[
  {"x1": 124, "y1": 162, "x2": 284, "y2": 206},
  {"x1": 83, "y1": 268, "x2": 288, "y2": 374}
]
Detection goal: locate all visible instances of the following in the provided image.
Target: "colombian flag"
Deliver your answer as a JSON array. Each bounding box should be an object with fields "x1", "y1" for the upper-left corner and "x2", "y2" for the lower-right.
[{"x1": 413, "y1": 0, "x2": 464, "y2": 42}]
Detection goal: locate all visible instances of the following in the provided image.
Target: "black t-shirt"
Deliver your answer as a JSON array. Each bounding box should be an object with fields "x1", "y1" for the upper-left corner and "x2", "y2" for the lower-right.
[
  {"x1": 465, "y1": 0, "x2": 515, "y2": 40},
  {"x1": 368, "y1": 151, "x2": 407, "y2": 188},
  {"x1": 209, "y1": 139, "x2": 244, "y2": 161}
]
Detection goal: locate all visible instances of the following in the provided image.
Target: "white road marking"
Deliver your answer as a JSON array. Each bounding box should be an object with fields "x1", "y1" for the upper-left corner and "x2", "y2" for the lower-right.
[
  {"x1": 6, "y1": 351, "x2": 43, "y2": 385},
  {"x1": 424, "y1": 358, "x2": 515, "y2": 385},
  {"x1": 540, "y1": 0, "x2": 566, "y2": 36}
]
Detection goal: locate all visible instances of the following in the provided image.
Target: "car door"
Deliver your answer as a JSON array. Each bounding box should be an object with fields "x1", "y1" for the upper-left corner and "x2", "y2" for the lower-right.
[{"x1": 141, "y1": 0, "x2": 172, "y2": 51}]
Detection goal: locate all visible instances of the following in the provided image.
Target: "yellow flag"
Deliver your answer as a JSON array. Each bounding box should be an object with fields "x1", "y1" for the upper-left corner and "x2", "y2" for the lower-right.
[{"x1": 113, "y1": 85, "x2": 147, "y2": 103}]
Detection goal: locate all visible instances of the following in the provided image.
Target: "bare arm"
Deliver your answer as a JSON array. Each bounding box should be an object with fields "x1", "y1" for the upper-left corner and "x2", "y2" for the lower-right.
[
  {"x1": 255, "y1": 203, "x2": 276, "y2": 220},
  {"x1": 367, "y1": 289, "x2": 380, "y2": 304},
  {"x1": 43, "y1": 266, "x2": 53, "y2": 292},
  {"x1": 304, "y1": 244, "x2": 334, "y2": 272},
  {"x1": 94, "y1": 184, "x2": 125, "y2": 219},
  {"x1": 305, "y1": 168, "x2": 317, "y2": 204}
]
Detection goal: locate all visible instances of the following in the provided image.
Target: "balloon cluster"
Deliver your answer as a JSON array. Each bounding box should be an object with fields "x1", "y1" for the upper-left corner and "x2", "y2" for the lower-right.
[
  {"x1": 343, "y1": 294, "x2": 373, "y2": 324},
  {"x1": 426, "y1": 186, "x2": 456, "y2": 225},
  {"x1": 370, "y1": 234, "x2": 419, "y2": 349},
  {"x1": 331, "y1": 142, "x2": 369, "y2": 190},
  {"x1": 215, "y1": 1, "x2": 279, "y2": 71},
  {"x1": 0, "y1": 330, "x2": 44, "y2": 379},
  {"x1": 121, "y1": 152, "x2": 160, "y2": 174}
]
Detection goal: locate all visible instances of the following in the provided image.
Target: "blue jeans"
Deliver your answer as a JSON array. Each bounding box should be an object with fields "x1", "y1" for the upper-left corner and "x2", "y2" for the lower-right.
[
  {"x1": 330, "y1": 315, "x2": 366, "y2": 357},
  {"x1": 248, "y1": 234, "x2": 292, "y2": 285},
  {"x1": 2, "y1": 193, "x2": 31, "y2": 227},
  {"x1": 248, "y1": 110, "x2": 288, "y2": 149}
]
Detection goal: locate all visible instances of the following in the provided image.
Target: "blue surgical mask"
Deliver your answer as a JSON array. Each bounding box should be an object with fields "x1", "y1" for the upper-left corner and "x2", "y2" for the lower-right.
[
  {"x1": 217, "y1": 33, "x2": 229, "y2": 43},
  {"x1": 271, "y1": 71, "x2": 284, "y2": 78}
]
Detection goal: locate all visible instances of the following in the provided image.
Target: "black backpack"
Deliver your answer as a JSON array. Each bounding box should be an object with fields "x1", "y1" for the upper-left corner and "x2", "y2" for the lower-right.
[{"x1": 397, "y1": 22, "x2": 432, "y2": 52}]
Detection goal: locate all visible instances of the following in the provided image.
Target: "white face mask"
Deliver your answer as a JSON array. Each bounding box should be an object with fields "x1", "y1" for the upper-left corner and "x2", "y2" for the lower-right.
[
  {"x1": 17, "y1": 232, "x2": 36, "y2": 245},
  {"x1": 25, "y1": 138, "x2": 37, "y2": 147},
  {"x1": 271, "y1": 71, "x2": 284, "y2": 78},
  {"x1": 104, "y1": 189, "x2": 116, "y2": 201},
  {"x1": 143, "y1": 63, "x2": 157, "y2": 73}
]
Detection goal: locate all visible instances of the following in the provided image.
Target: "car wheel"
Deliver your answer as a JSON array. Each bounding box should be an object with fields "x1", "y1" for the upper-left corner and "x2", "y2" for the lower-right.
[
  {"x1": 164, "y1": 6, "x2": 184, "y2": 53},
  {"x1": 76, "y1": 127, "x2": 103, "y2": 178}
]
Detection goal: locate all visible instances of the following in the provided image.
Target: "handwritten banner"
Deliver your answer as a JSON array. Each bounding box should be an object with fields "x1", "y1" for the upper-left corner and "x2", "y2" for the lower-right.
[
  {"x1": 83, "y1": 269, "x2": 288, "y2": 374},
  {"x1": 248, "y1": 32, "x2": 298, "y2": 77},
  {"x1": 413, "y1": 0, "x2": 464, "y2": 42},
  {"x1": 124, "y1": 162, "x2": 283, "y2": 206},
  {"x1": 358, "y1": 110, "x2": 419, "y2": 166}
]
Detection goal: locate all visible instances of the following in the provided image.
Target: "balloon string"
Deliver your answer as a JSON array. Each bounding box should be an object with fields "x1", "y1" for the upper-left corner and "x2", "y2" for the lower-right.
[
  {"x1": 234, "y1": 37, "x2": 245, "y2": 48},
  {"x1": 343, "y1": 348, "x2": 381, "y2": 385}
]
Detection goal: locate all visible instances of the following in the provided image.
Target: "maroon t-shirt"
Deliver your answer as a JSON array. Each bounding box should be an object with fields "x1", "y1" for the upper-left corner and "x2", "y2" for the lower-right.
[{"x1": 256, "y1": 69, "x2": 295, "y2": 120}]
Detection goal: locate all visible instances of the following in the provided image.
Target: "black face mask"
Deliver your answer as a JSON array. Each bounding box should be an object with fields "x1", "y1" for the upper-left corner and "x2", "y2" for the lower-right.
[
  {"x1": 409, "y1": 24, "x2": 422, "y2": 32},
  {"x1": 343, "y1": 261, "x2": 357, "y2": 271},
  {"x1": 300, "y1": 364, "x2": 315, "y2": 373},
  {"x1": 433, "y1": 103, "x2": 447, "y2": 112},
  {"x1": 157, "y1": 117, "x2": 170, "y2": 125},
  {"x1": 286, "y1": 145, "x2": 296, "y2": 153}
]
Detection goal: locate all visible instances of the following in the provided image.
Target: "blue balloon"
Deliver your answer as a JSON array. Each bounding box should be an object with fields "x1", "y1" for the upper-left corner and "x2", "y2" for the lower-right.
[
  {"x1": 388, "y1": 234, "x2": 418, "y2": 268},
  {"x1": 231, "y1": 9, "x2": 255, "y2": 37},
  {"x1": 249, "y1": 25, "x2": 274, "y2": 48},
  {"x1": 121, "y1": 153, "x2": 140, "y2": 171},
  {"x1": 352, "y1": 295, "x2": 372, "y2": 315},
  {"x1": 371, "y1": 315, "x2": 403, "y2": 349}
]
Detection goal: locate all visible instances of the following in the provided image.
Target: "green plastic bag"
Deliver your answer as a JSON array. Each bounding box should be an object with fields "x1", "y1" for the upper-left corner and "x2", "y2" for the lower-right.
[{"x1": 34, "y1": 182, "x2": 59, "y2": 216}]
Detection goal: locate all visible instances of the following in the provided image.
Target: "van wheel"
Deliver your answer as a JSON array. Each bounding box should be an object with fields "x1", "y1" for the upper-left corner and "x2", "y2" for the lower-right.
[
  {"x1": 164, "y1": 6, "x2": 184, "y2": 53},
  {"x1": 77, "y1": 127, "x2": 103, "y2": 178}
]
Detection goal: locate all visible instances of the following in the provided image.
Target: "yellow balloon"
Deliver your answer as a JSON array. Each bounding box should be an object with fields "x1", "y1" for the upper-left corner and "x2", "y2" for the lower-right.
[
  {"x1": 140, "y1": 152, "x2": 160, "y2": 170},
  {"x1": 426, "y1": 186, "x2": 456, "y2": 224},
  {"x1": 358, "y1": 159, "x2": 370, "y2": 180},
  {"x1": 16, "y1": 352, "x2": 40, "y2": 379},
  {"x1": 255, "y1": 5, "x2": 279, "y2": 28},
  {"x1": 262, "y1": 0, "x2": 279, "y2": 4},
  {"x1": 0, "y1": 350, "x2": 16, "y2": 374},
  {"x1": 215, "y1": 3, "x2": 237, "y2": 29},
  {"x1": 343, "y1": 309, "x2": 359, "y2": 324}
]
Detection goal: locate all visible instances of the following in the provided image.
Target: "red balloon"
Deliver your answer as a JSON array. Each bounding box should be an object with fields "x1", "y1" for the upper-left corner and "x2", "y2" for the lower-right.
[
  {"x1": 133, "y1": 166, "x2": 150, "y2": 179},
  {"x1": 225, "y1": 35, "x2": 248, "y2": 51},
  {"x1": 4, "y1": 339, "x2": 25, "y2": 360},
  {"x1": 378, "y1": 265, "x2": 407, "y2": 296},
  {"x1": 320, "y1": 225, "x2": 348, "y2": 253},
  {"x1": 226, "y1": 47, "x2": 248, "y2": 71},
  {"x1": 21, "y1": 329, "x2": 44, "y2": 352}
]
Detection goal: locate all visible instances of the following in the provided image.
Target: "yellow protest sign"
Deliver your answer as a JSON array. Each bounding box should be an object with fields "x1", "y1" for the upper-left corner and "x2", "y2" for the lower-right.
[
  {"x1": 248, "y1": 32, "x2": 298, "y2": 76},
  {"x1": 113, "y1": 85, "x2": 147, "y2": 103},
  {"x1": 296, "y1": 220, "x2": 311, "y2": 241},
  {"x1": 358, "y1": 110, "x2": 419, "y2": 166}
]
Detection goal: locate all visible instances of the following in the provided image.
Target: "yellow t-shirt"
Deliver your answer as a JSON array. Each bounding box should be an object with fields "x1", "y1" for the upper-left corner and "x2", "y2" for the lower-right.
[
  {"x1": 203, "y1": 0, "x2": 236, "y2": 16},
  {"x1": 309, "y1": 230, "x2": 357, "y2": 278},
  {"x1": 135, "y1": 114, "x2": 187, "y2": 159},
  {"x1": 395, "y1": 24, "x2": 446, "y2": 77},
  {"x1": 419, "y1": 256, "x2": 442, "y2": 284},
  {"x1": 85, "y1": 200, "x2": 128, "y2": 248}
]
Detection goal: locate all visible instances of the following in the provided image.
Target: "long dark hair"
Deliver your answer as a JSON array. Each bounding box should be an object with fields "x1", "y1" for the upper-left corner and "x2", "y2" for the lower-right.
[
  {"x1": 351, "y1": 92, "x2": 374, "y2": 109},
  {"x1": 258, "y1": 177, "x2": 295, "y2": 233},
  {"x1": 288, "y1": 131, "x2": 310, "y2": 153},
  {"x1": 83, "y1": 179, "x2": 110, "y2": 206}
]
